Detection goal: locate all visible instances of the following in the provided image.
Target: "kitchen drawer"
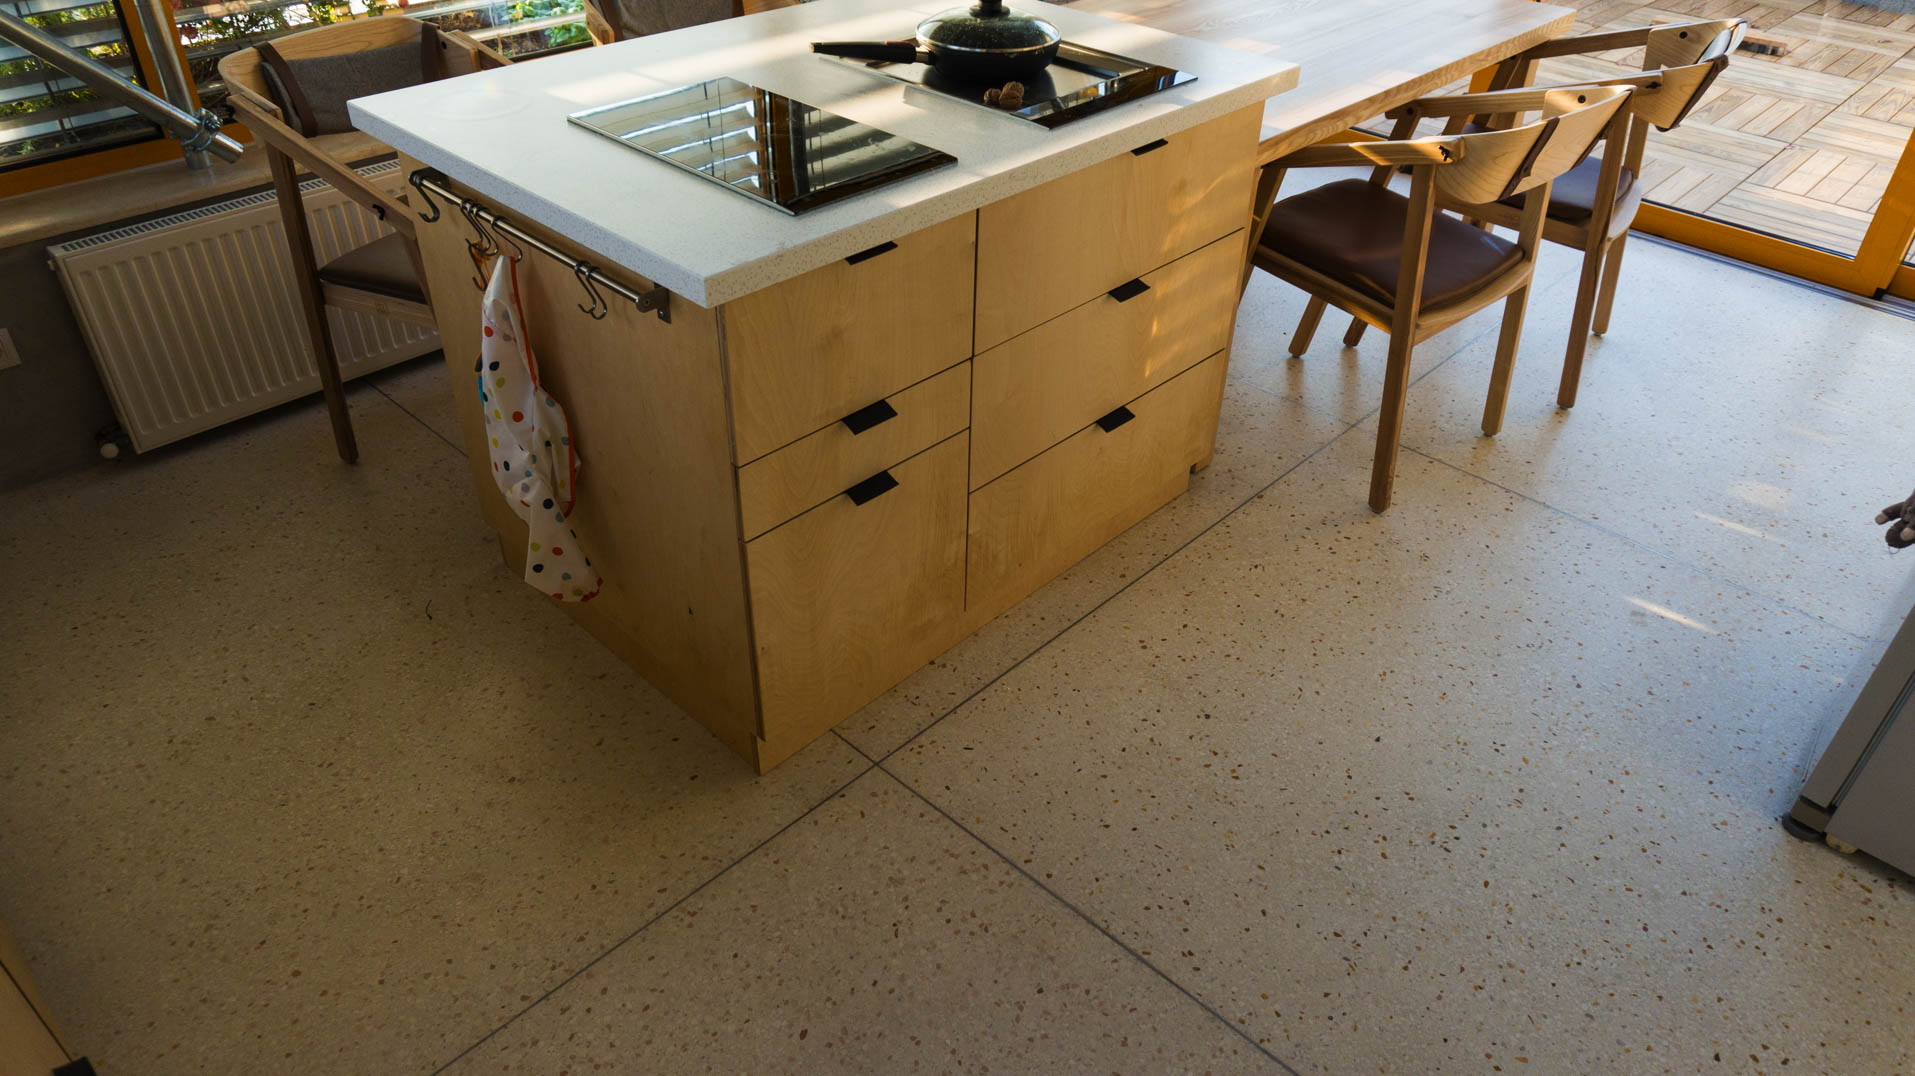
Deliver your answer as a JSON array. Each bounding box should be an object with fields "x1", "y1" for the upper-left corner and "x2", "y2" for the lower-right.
[
  {"x1": 968, "y1": 353, "x2": 1226, "y2": 611},
  {"x1": 738, "y1": 362, "x2": 970, "y2": 540},
  {"x1": 748, "y1": 432, "x2": 968, "y2": 743},
  {"x1": 723, "y1": 214, "x2": 976, "y2": 463},
  {"x1": 971, "y1": 232, "x2": 1240, "y2": 487},
  {"x1": 974, "y1": 105, "x2": 1259, "y2": 352}
]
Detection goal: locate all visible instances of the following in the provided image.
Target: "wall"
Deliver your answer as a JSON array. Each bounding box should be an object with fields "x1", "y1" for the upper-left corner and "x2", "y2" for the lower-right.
[{"x1": 0, "y1": 237, "x2": 117, "y2": 490}]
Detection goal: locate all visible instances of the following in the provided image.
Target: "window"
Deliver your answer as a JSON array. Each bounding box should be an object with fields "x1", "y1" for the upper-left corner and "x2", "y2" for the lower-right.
[
  {"x1": 176, "y1": 0, "x2": 588, "y2": 119},
  {"x1": 0, "y1": 0, "x2": 162, "y2": 170},
  {"x1": 2, "y1": 0, "x2": 583, "y2": 183}
]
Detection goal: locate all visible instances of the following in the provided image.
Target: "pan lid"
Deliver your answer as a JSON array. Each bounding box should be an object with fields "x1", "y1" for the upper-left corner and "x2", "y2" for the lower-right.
[{"x1": 917, "y1": 0, "x2": 1061, "y2": 54}]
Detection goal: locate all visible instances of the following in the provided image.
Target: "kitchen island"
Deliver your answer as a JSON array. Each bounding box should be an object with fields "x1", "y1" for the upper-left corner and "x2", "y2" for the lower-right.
[{"x1": 351, "y1": 0, "x2": 1295, "y2": 771}]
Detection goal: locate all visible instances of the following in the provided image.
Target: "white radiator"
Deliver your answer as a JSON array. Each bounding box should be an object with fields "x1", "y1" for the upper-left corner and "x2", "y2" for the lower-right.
[{"x1": 47, "y1": 159, "x2": 441, "y2": 453}]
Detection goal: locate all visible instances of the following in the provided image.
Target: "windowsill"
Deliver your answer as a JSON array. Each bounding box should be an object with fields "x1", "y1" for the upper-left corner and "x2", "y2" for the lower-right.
[{"x1": 0, "y1": 130, "x2": 392, "y2": 251}]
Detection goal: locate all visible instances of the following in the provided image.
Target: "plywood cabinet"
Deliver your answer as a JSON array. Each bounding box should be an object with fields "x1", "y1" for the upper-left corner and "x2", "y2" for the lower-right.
[
  {"x1": 406, "y1": 103, "x2": 1261, "y2": 771},
  {"x1": 971, "y1": 231, "x2": 1241, "y2": 487},
  {"x1": 975, "y1": 107, "x2": 1260, "y2": 351},
  {"x1": 722, "y1": 214, "x2": 976, "y2": 463},
  {"x1": 748, "y1": 433, "x2": 969, "y2": 749},
  {"x1": 968, "y1": 353, "x2": 1227, "y2": 613}
]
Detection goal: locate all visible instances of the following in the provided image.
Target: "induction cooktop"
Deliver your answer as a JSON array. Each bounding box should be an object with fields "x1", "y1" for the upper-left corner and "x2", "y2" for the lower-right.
[
  {"x1": 819, "y1": 40, "x2": 1196, "y2": 129},
  {"x1": 568, "y1": 77, "x2": 956, "y2": 215}
]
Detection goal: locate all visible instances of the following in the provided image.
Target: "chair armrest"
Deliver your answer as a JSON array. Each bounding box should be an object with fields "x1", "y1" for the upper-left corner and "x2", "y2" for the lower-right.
[
  {"x1": 230, "y1": 94, "x2": 416, "y2": 238},
  {"x1": 1274, "y1": 138, "x2": 1464, "y2": 170}
]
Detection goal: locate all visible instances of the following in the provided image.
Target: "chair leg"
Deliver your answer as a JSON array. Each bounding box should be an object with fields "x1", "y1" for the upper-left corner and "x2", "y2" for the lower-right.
[
  {"x1": 1290, "y1": 296, "x2": 1327, "y2": 357},
  {"x1": 268, "y1": 147, "x2": 357, "y2": 464},
  {"x1": 1591, "y1": 231, "x2": 1630, "y2": 336},
  {"x1": 1369, "y1": 330, "x2": 1416, "y2": 513},
  {"x1": 1343, "y1": 316, "x2": 1367, "y2": 348},
  {"x1": 1557, "y1": 240, "x2": 1607, "y2": 409},
  {"x1": 1483, "y1": 286, "x2": 1530, "y2": 436}
]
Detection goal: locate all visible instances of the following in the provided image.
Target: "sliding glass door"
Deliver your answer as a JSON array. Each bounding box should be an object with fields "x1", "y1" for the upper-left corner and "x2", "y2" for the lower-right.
[{"x1": 1543, "y1": 0, "x2": 1915, "y2": 300}]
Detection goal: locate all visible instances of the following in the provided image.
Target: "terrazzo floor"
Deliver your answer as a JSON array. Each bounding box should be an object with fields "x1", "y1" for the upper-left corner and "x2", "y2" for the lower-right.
[{"x1": 2, "y1": 233, "x2": 1913, "y2": 1075}]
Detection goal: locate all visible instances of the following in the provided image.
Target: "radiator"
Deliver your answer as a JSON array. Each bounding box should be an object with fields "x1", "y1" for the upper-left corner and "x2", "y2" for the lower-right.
[{"x1": 47, "y1": 159, "x2": 442, "y2": 453}]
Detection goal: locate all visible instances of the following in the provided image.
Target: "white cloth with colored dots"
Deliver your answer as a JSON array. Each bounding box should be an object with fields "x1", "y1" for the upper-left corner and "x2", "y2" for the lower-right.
[{"x1": 477, "y1": 256, "x2": 602, "y2": 603}]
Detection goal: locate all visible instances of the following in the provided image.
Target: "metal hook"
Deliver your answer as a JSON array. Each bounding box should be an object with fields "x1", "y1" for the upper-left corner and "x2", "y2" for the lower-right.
[
  {"x1": 494, "y1": 218, "x2": 527, "y2": 262},
  {"x1": 462, "y1": 201, "x2": 500, "y2": 257},
  {"x1": 463, "y1": 201, "x2": 502, "y2": 290},
  {"x1": 575, "y1": 263, "x2": 608, "y2": 319},
  {"x1": 409, "y1": 168, "x2": 443, "y2": 222}
]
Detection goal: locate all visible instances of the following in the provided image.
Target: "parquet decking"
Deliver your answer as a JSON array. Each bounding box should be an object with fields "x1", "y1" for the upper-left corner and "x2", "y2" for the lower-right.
[{"x1": 1548, "y1": 0, "x2": 1915, "y2": 257}]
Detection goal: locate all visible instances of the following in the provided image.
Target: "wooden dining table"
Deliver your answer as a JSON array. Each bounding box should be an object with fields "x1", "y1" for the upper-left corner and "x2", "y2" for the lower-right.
[{"x1": 1071, "y1": 0, "x2": 1578, "y2": 161}]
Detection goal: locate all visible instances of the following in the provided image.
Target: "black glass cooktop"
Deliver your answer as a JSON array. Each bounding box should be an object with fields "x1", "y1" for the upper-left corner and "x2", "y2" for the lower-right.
[
  {"x1": 568, "y1": 77, "x2": 956, "y2": 215},
  {"x1": 821, "y1": 40, "x2": 1195, "y2": 129}
]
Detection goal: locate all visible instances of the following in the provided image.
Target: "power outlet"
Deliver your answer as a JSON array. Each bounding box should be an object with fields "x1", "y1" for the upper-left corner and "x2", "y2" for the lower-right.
[{"x1": 0, "y1": 328, "x2": 18, "y2": 370}]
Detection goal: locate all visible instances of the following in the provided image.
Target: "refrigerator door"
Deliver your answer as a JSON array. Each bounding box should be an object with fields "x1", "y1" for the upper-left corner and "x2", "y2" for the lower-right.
[{"x1": 1824, "y1": 702, "x2": 1915, "y2": 875}]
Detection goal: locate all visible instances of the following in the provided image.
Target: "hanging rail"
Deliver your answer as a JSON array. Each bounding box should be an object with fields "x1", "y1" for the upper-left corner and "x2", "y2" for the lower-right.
[{"x1": 408, "y1": 167, "x2": 672, "y2": 324}]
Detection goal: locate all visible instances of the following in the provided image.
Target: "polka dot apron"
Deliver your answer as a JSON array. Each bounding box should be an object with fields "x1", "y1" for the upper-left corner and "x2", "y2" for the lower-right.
[{"x1": 478, "y1": 255, "x2": 602, "y2": 603}]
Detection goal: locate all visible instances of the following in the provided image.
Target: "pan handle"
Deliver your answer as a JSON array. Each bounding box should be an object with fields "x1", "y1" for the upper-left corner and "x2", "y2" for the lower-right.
[{"x1": 811, "y1": 41, "x2": 927, "y2": 64}]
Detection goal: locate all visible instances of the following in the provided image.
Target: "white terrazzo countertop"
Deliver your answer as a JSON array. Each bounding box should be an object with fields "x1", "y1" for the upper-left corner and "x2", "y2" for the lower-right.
[{"x1": 349, "y1": 0, "x2": 1296, "y2": 306}]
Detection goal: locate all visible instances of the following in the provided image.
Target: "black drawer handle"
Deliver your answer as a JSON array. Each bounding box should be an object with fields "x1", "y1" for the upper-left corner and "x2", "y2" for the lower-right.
[
  {"x1": 1095, "y1": 406, "x2": 1135, "y2": 433},
  {"x1": 845, "y1": 240, "x2": 898, "y2": 265},
  {"x1": 1107, "y1": 277, "x2": 1150, "y2": 302},
  {"x1": 841, "y1": 398, "x2": 898, "y2": 434},
  {"x1": 1130, "y1": 138, "x2": 1169, "y2": 156},
  {"x1": 845, "y1": 470, "x2": 899, "y2": 505}
]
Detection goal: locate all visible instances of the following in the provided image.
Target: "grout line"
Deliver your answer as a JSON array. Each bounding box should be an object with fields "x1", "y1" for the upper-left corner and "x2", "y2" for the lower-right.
[
  {"x1": 875, "y1": 761, "x2": 1305, "y2": 1076},
  {"x1": 368, "y1": 377, "x2": 467, "y2": 459},
  {"x1": 873, "y1": 417, "x2": 1366, "y2": 766},
  {"x1": 1399, "y1": 443, "x2": 1877, "y2": 644},
  {"x1": 426, "y1": 756, "x2": 878, "y2": 1074}
]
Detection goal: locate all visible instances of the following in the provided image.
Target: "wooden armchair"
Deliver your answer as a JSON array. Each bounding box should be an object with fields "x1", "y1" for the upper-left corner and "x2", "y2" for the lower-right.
[
  {"x1": 1402, "y1": 18, "x2": 1748, "y2": 409},
  {"x1": 1249, "y1": 85, "x2": 1633, "y2": 512},
  {"x1": 217, "y1": 17, "x2": 505, "y2": 462}
]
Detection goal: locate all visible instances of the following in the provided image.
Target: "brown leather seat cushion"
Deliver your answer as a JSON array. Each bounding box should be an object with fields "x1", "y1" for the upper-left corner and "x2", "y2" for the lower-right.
[
  {"x1": 317, "y1": 232, "x2": 426, "y2": 304},
  {"x1": 1259, "y1": 178, "x2": 1521, "y2": 309}
]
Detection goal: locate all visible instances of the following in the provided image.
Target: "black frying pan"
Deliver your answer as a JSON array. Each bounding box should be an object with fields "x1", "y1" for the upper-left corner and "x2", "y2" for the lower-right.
[{"x1": 812, "y1": 0, "x2": 1061, "y2": 84}]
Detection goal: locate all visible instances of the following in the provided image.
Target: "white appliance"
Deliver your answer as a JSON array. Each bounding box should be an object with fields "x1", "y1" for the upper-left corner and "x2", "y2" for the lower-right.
[{"x1": 1787, "y1": 597, "x2": 1915, "y2": 874}]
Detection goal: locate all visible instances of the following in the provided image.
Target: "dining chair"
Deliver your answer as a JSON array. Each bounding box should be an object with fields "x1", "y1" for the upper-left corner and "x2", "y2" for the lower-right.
[
  {"x1": 218, "y1": 18, "x2": 505, "y2": 462},
  {"x1": 1248, "y1": 84, "x2": 1634, "y2": 513},
  {"x1": 1342, "y1": 18, "x2": 1748, "y2": 410},
  {"x1": 583, "y1": 0, "x2": 742, "y2": 44}
]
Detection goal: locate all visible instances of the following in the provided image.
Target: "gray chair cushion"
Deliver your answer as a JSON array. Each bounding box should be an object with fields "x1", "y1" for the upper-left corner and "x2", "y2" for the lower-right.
[{"x1": 257, "y1": 26, "x2": 439, "y2": 137}]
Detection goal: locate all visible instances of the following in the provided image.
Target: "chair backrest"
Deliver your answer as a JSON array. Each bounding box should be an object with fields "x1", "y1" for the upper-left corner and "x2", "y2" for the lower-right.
[
  {"x1": 219, "y1": 16, "x2": 500, "y2": 125},
  {"x1": 1436, "y1": 85, "x2": 1632, "y2": 205},
  {"x1": 1638, "y1": 18, "x2": 1746, "y2": 130}
]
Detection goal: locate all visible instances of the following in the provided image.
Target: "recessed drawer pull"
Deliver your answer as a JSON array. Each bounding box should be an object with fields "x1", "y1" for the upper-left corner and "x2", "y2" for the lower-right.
[
  {"x1": 1130, "y1": 138, "x2": 1169, "y2": 156},
  {"x1": 840, "y1": 398, "x2": 898, "y2": 434},
  {"x1": 844, "y1": 240, "x2": 899, "y2": 265},
  {"x1": 1094, "y1": 406, "x2": 1136, "y2": 433},
  {"x1": 844, "y1": 470, "x2": 899, "y2": 505},
  {"x1": 1106, "y1": 277, "x2": 1150, "y2": 302}
]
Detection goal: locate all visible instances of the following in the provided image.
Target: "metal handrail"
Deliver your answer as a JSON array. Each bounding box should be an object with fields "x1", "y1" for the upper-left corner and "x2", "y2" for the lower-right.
[{"x1": 0, "y1": 4, "x2": 243, "y2": 164}]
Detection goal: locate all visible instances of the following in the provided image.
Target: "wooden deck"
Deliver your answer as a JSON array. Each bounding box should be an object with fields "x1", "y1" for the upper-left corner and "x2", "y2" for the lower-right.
[{"x1": 1546, "y1": 0, "x2": 1915, "y2": 258}]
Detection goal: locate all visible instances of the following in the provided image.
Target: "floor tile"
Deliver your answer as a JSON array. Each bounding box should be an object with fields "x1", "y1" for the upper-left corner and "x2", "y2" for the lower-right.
[
  {"x1": 0, "y1": 385, "x2": 867, "y2": 1076},
  {"x1": 445, "y1": 769, "x2": 1285, "y2": 1075},
  {"x1": 1357, "y1": 238, "x2": 1915, "y2": 639},
  {"x1": 887, "y1": 433, "x2": 1913, "y2": 1074},
  {"x1": 835, "y1": 377, "x2": 1348, "y2": 759}
]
